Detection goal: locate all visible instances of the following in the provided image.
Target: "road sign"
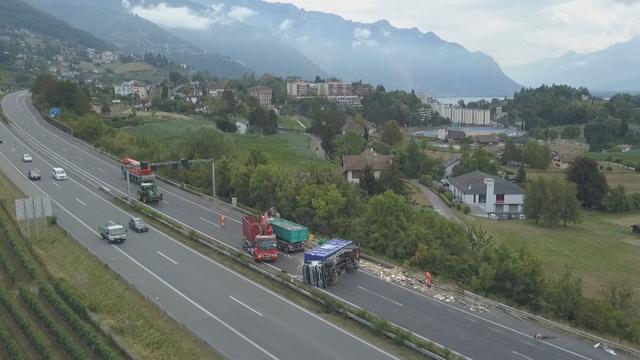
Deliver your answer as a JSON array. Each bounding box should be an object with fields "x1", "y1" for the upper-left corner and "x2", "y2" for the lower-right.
[{"x1": 14, "y1": 197, "x2": 53, "y2": 221}]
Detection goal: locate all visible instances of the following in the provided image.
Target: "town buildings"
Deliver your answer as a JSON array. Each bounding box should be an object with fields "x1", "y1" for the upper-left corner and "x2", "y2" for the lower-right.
[
  {"x1": 286, "y1": 78, "x2": 361, "y2": 106},
  {"x1": 249, "y1": 85, "x2": 273, "y2": 107},
  {"x1": 342, "y1": 149, "x2": 393, "y2": 184},
  {"x1": 115, "y1": 81, "x2": 148, "y2": 99},
  {"x1": 433, "y1": 103, "x2": 491, "y2": 126}
]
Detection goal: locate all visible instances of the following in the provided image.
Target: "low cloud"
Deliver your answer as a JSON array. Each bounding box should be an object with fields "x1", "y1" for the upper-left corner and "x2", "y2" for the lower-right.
[
  {"x1": 129, "y1": 3, "x2": 255, "y2": 31},
  {"x1": 352, "y1": 27, "x2": 377, "y2": 48},
  {"x1": 279, "y1": 19, "x2": 293, "y2": 32},
  {"x1": 228, "y1": 6, "x2": 255, "y2": 23}
]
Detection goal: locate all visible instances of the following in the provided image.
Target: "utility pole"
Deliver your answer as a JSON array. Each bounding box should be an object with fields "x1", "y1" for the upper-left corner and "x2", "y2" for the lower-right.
[
  {"x1": 211, "y1": 159, "x2": 216, "y2": 198},
  {"x1": 126, "y1": 167, "x2": 131, "y2": 204}
]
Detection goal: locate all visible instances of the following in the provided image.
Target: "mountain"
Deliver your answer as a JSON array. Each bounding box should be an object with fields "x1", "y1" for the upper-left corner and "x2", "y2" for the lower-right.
[
  {"x1": 125, "y1": 0, "x2": 520, "y2": 96},
  {"x1": 23, "y1": 0, "x2": 251, "y2": 78},
  {"x1": 0, "y1": 0, "x2": 112, "y2": 51},
  {"x1": 504, "y1": 36, "x2": 640, "y2": 91}
]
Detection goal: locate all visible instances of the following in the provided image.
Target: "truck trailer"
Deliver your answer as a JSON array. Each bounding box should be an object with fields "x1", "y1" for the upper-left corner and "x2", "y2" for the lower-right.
[
  {"x1": 121, "y1": 156, "x2": 155, "y2": 184},
  {"x1": 302, "y1": 239, "x2": 359, "y2": 288},
  {"x1": 242, "y1": 213, "x2": 278, "y2": 262},
  {"x1": 268, "y1": 218, "x2": 308, "y2": 252}
]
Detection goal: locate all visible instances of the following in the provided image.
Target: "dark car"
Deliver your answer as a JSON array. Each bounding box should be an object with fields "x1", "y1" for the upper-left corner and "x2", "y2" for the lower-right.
[
  {"x1": 27, "y1": 169, "x2": 41, "y2": 180},
  {"x1": 128, "y1": 217, "x2": 148, "y2": 232}
]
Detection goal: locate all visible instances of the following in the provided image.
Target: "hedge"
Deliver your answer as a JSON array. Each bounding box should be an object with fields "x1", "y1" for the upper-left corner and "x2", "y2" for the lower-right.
[
  {"x1": 0, "y1": 287, "x2": 51, "y2": 359},
  {"x1": 40, "y1": 283, "x2": 119, "y2": 359},
  {"x1": 0, "y1": 243, "x2": 16, "y2": 282},
  {"x1": 0, "y1": 319, "x2": 24, "y2": 360},
  {"x1": 0, "y1": 219, "x2": 35, "y2": 279},
  {"x1": 19, "y1": 285, "x2": 90, "y2": 360}
]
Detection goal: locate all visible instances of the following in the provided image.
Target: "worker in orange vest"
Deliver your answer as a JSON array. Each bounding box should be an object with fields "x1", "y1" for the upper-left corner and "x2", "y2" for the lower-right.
[
  {"x1": 219, "y1": 213, "x2": 225, "y2": 227},
  {"x1": 424, "y1": 271, "x2": 433, "y2": 288}
]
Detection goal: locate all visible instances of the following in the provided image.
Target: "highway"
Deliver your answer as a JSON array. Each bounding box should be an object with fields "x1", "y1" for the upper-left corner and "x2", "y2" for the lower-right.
[
  {"x1": 0, "y1": 91, "x2": 398, "y2": 360},
  {"x1": 2, "y1": 91, "x2": 634, "y2": 360}
]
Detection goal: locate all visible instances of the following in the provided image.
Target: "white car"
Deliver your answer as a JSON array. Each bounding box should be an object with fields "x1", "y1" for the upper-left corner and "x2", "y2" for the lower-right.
[
  {"x1": 52, "y1": 167, "x2": 68, "y2": 180},
  {"x1": 22, "y1": 154, "x2": 33, "y2": 162}
]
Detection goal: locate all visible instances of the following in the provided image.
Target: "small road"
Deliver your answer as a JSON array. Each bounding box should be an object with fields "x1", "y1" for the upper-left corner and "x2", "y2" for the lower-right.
[
  {"x1": 307, "y1": 134, "x2": 327, "y2": 160},
  {"x1": 411, "y1": 180, "x2": 461, "y2": 223}
]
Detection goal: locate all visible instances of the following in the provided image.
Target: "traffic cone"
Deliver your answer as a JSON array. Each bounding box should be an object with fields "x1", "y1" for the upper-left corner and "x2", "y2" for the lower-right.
[{"x1": 219, "y1": 214, "x2": 225, "y2": 226}]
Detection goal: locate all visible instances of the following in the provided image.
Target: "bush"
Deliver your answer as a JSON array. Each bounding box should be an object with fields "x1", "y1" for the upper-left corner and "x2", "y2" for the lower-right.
[
  {"x1": 19, "y1": 286, "x2": 89, "y2": 360},
  {"x1": 0, "y1": 219, "x2": 35, "y2": 279},
  {"x1": 463, "y1": 205, "x2": 471, "y2": 214},
  {"x1": 419, "y1": 175, "x2": 433, "y2": 186},
  {"x1": 0, "y1": 319, "x2": 23, "y2": 360},
  {"x1": 0, "y1": 244, "x2": 16, "y2": 282},
  {"x1": 0, "y1": 287, "x2": 51, "y2": 359},
  {"x1": 606, "y1": 166, "x2": 613, "y2": 171},
  {"x1": 443, "y1": 192, "x2": 453, "y2": 202},
  {"x1": 47, "y1": 216, "x2": 57, "y2": 226},
  {"x1": 40, "y1": 284, "x2": 119, "y2": 359}
]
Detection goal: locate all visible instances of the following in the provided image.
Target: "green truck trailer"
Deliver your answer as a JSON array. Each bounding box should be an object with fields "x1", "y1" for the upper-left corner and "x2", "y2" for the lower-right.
[{"x1": 268, "y1": 218, "x2": 308, "y2": 252}]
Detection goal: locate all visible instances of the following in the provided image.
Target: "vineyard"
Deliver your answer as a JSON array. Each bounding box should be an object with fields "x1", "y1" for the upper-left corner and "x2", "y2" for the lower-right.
[{"x1": 0, "y1": 212, "x2": 126, "y2": 359}]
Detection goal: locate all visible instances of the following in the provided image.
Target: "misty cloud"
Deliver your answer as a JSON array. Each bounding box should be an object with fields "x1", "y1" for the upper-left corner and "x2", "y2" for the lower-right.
[
  {"x1": 279, "y1": 19, "x2": 293, "y2": 32},
  {"x1": 129, "y1": 3, "x2": 256, "y2": 31},
  {"x1": 352, "y1": 27, "x2": 377, "y2": 48}
]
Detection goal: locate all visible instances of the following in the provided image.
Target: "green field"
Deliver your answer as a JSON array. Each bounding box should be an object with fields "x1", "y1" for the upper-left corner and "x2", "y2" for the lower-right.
[
  {"x1": 127, "y1": 117, "x2": 216, "y2": 139},
  {"x1": 230, "y1": 132, "x2": 335, "y2": 169},
  {"x1": 279, "y1": 115, "x2": 310, "y2": 130},
  {"x1": 506, "y1": 164, "x2": 640, "y2": 193},
  {"x1": 589, "y1": 150, "x2": 640, "y2": 166},
  {"x1": 462, "y1": 211, "x2": 640, "y2": 297}
]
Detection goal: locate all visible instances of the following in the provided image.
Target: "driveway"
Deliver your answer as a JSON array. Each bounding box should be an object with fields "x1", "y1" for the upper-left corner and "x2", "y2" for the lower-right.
[{"x1": 410, "y1": 180, "x2": 461, "y2": 223}]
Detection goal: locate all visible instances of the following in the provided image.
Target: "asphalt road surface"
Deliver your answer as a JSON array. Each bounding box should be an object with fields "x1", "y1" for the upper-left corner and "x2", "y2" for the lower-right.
[
  {"x1": 0, "y1": 92, "x2": 398, "y2": 360},
  {"x1": 1, "y1": 91, "x2": 635, "y2": 360}
]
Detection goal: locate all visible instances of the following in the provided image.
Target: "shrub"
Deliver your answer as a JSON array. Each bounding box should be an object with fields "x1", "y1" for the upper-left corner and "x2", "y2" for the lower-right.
[
  {"x1": 419, "y1": 175, "x2": 433, "y2": 186},
  {"x1": 463, "y1": 205, "x2": 471, "y2": 214},
  {"x1": 0, "y1": 287, "x2": 51, "y2": 359},
  {"x1": 0, "y1": 320, "x2": 23, "y2": 360},
  {"x1": 0, "y1": 219, "x2": 35, "y2": 279},
  {"x1": 19, "y1": 286, "x2": 89, "y2": 360},
  {"x1": 606, "y1": 166, "x2": 613, "y2": 171},
  {"x1": 47, "y1": 216, "x2": 57, "y2": 226},
  {"x1": 443, "y1": 192, "x2": 453, "y2": 202},
  {"x1": 0, "y1": 245, "x2": 16, "y2": 282}
]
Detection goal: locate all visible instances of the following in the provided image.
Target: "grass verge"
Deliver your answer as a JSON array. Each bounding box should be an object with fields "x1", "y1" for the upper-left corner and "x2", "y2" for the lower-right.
[{"x1": 0, "y1": 170, "x2": 221, "y2": 360}]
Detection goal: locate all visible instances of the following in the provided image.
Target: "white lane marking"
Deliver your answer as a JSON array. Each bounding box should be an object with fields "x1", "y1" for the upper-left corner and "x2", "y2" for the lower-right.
[
  {"x1": 512, "y1": 351, "x2": 534, "y2": 360},
  {"x1": 156, "y1": 250, "x2": 178, "y2": 265},
  {"x1": 162, "y1": 200, "x2": 170, "y2": 204},
  {"x1": 357, "y1": 286, "x2": 403, "y2": 307},
  {"x1": 75, "y1": 198, "x2": 87, "y2": 207},
  {"x1": 97, "y1": 167, "x2": 105, "y2": 173},
  {"x1": 489, "y1": 327, "x2": 506, "y2": 335},
  {"x1": 0, "y1": 109, "x2": 401, "y2": 360},
  {"x1": 359, "y1": 272, "x2": 594, "y2": 360},
  {"x1": 229, "y1": 296, "x2": 263, "y2": 317},
  {"x1": 0, "y1": 148, "x2": 280, "y2": 360},
  {"x1": 200, "y1": 216, "x2": 221, "y2": 228},
  {"x1": 519, "y1": 339, "x2": 538, "y2": 347},
  {"x1": 51, "y1": 181, "x2": 60, "y2": 188}
]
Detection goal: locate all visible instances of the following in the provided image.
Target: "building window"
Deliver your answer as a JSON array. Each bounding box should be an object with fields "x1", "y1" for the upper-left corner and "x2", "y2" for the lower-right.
[
  {"x1": 508, "y1": 204, "x2": 518, "y2": 213},
  {"x1": 495, "y1": 204, "x2": 504, "y2": 213},
  {"x1": 479, "y1": 194, "x2": 486, "y2": 204},
  {"x1": 496, "y1": 194, "x2": 505, "y2": 204}
]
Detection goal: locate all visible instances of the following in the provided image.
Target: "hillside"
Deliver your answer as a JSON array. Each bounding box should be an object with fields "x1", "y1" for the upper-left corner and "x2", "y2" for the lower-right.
[
  {"x1": 0, "y1": 0, "x2": 111, "y2": 51},
  {"x1": 24, "y1": 0, "x2": 251, "y2": 78},
  {"x1": 505, "y1": 36, "x2": 640, "y2": 91},
  {"x1": 129, "y1": 0, "x2": 520, "y2": 95}
]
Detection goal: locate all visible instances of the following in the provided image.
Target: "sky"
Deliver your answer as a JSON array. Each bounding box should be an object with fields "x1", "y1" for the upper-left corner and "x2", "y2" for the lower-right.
[{"x1": 262, "y1": 0, "x2": 640, "y2": 66}]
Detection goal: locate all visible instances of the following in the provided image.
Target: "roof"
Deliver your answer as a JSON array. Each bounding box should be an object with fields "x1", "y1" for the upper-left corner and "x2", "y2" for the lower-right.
[
  {"x1": 476, "y1": 134, "x2": 499, "y2": 144},
  {"x1": 342, "y1": 150, "x2": 393, "y2": 172},
  {"x1": 447, "y1": 130, "x2": 466, "y2": 140},
  {"x1": 449, "y1": 170, "x2": 523, "y2": 195}
]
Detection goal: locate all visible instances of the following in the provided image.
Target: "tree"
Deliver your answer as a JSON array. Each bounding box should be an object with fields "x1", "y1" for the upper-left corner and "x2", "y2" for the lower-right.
[
  {"x1": 566, "y1": 156, "x2": 608, "y2": 208},
  {"x1": 245, "y1": 149, "x2": 268, "y2": 169},
  {"x1": 337, "y1": 131, "x2": 366, "y2": 156},
  {"x1": 215, "y1": 117, "x2": 238, "y2": 133},
  {"x1": 559, "y1": 181, "x2": 581, "y2": 227},
  {"x1": 222, "y1": 90, "x2": 237, "y2": 114},
  {"x1": 359, "y1": 165, "x2": 380, "y2": 195},
  {"x1": 502, "y1": 140, "x2": 522, "y2": 164},
  {"x1": 562, "y1": 125, "x2": 581, "y2": 139},
  {"x1": 161, "y1": 85, "x2": 169, "y2": 99},
  {"x1": 603, "y1": 185, "x2": 632, "y2": 213},
  {"x1": 454, "y1": 147, "x2": 499, "y2": 176},
  {"x1": 100, "y1": 103, "x2": 111, "y2": 115},
  {"x1": 216, "y1": 157, "x2": 233, "y2": 199},
  {"x1": 169, "y1": 71, "x2": 183, "y2": 85},
  {"x1": 523, "y1": 177, "x2": 546, "y2": 224},
  {"x1": 522, "y1": 140, "x2": 551, "y2": 169},
  {"x1": 378, "y1": 162, "x2": 410, "y2": 196},
  {"x1": 381, "y1": 120, "x2": 403, "y2": 145},
  {"x1": 547, "y1": 268, "x2": 584, "y2": 321},
  {"x1": 516, "y1": 164, "x2": 526, "y2": 184}
]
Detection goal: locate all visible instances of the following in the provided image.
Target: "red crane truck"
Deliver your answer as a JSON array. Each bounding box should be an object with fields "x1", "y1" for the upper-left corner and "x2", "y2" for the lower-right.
[
  {"x1": 242, "y1": 212, "x2": 278, "y2": 262},
  {"x1": 121, "y1": 157, "x2": 163, "y2": 203}
]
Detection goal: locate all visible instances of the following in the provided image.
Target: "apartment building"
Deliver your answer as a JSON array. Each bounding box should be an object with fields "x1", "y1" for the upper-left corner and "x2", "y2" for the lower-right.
[
  {"x1": 433, "y1": 103, "x2": 490, "y2": 126},
  {"x1": 249, "y1": 85, "x2": 273, "y2": 107}
]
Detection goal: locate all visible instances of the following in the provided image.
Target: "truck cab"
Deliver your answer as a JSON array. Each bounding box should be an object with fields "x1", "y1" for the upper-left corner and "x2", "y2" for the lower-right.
[
  {"x1": 242, "y1": 214, "x2": 278, "y2": 262},
  {"x1": 98, "y1": 223, "x2": 127, "y2": 243}
]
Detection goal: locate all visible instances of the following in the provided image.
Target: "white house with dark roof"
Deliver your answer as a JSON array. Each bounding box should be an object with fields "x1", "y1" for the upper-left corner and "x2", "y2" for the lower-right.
[
  {"x1": 448, "y1": 170, "x2": 524, "y2": 214},
  {"x1": 342, "y1": 149, "x2": 393, "y2": 184}
]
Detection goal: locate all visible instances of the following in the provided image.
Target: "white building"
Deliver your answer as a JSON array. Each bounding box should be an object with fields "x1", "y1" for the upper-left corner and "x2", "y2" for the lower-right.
[
  {"x1": 448, "y1": 171, "x2": 523, "y2": 215},
  {"x1": 328, "y1": 95, "x2": 361, "y2": 107},
  {"x1": 434, "y1": 103, "x2": 491, "y2": 126},
  {"x1": 115, "y1": 81, "x2": 148, "y2": 99},
  {"x1": 286, "y1": 79, "x2": 354, "y2": 98}
]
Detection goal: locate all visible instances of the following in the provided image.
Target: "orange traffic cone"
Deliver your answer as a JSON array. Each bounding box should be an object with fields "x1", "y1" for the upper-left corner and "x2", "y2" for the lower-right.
[
  {"x1": 219, "y1": 214, "x2": 225, "y2": 227},
  {"x1": 424, "y1": 271, "x2": 433, "y2": 288}
]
